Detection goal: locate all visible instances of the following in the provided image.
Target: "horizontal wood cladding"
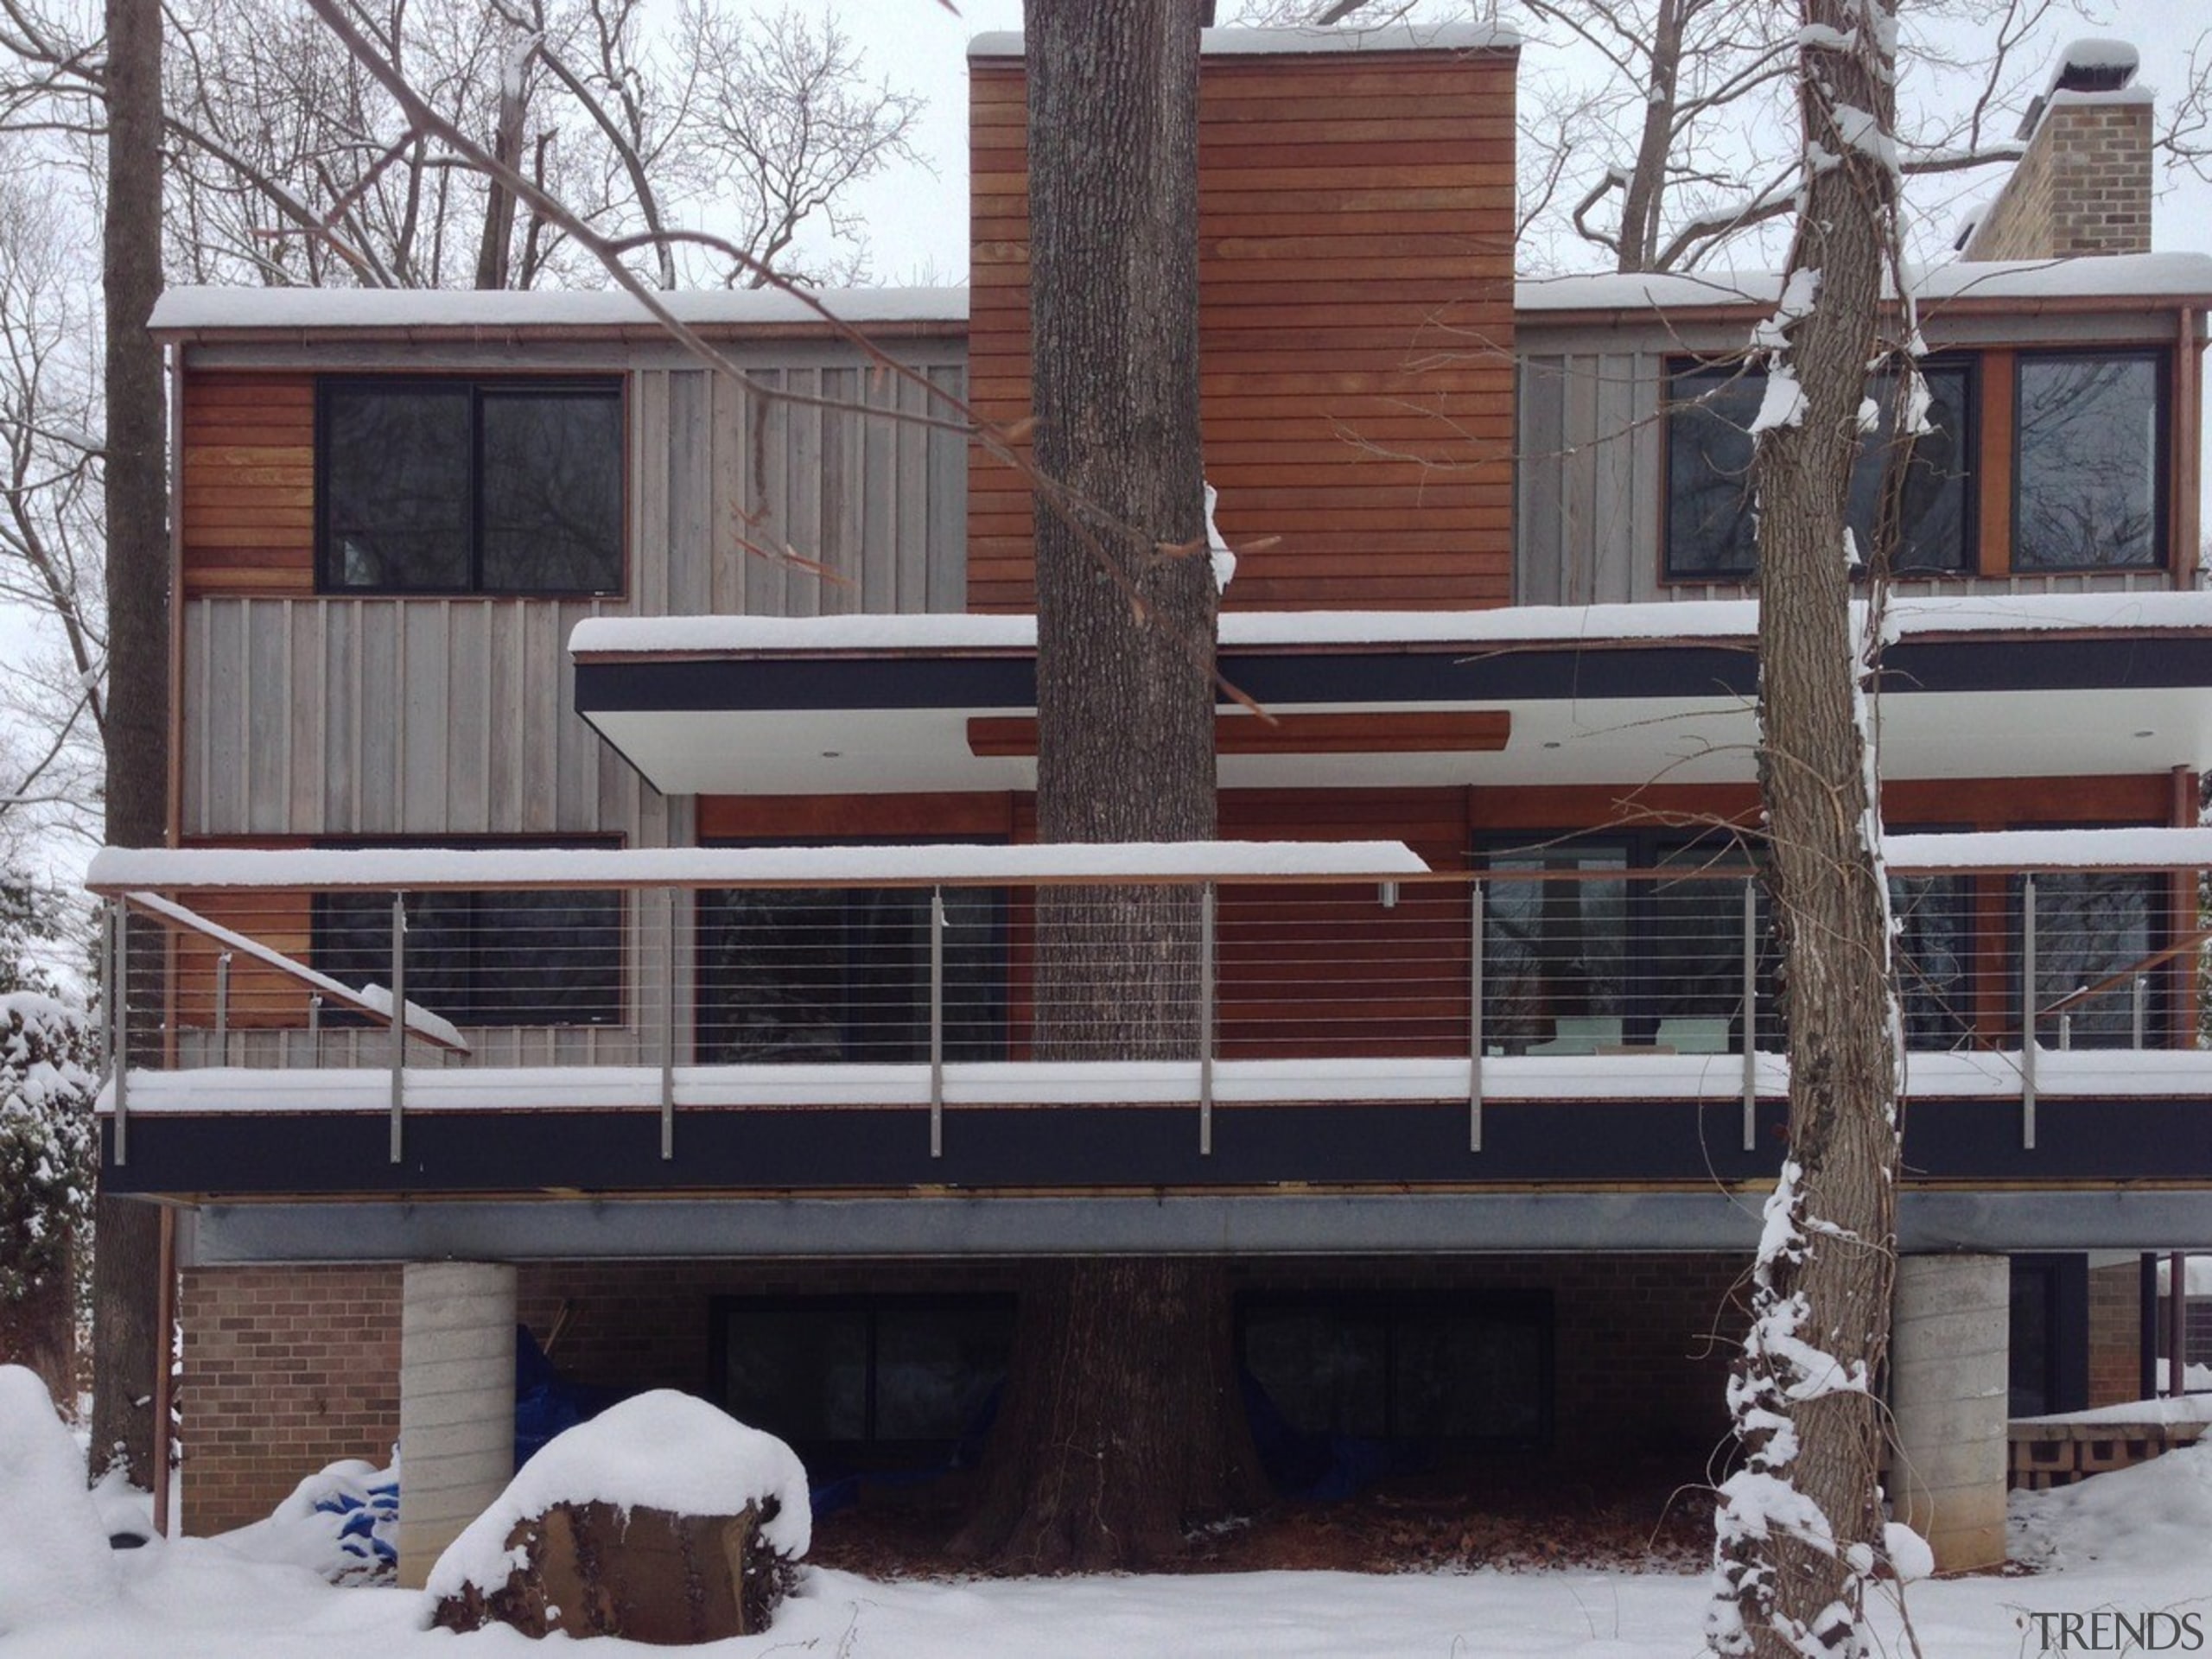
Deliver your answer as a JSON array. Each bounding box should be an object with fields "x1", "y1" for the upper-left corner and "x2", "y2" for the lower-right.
[
  {"x1": 968, "y1": 49, "x2": 1516, "y2": 613},
  {"x1": 181, "y1": 373, "x2": 316, "y2": 598}
]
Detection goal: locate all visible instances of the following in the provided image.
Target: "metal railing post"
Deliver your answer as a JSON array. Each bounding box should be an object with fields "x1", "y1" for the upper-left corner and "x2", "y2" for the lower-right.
[
  {"x1": 2022, "y1": 874, "x2": 2037, "y2": 1151},
  {"x1": 111, "y1": 903, "x2": 128, "y2": 1167},
  {"x1": 1742, "y1": 876, "x2": 1758, "y2": 1152},
  {"x1": 214, "y1": 951, "x2": 232, "y2": 1063},
  {"x1": 1198, "y1": 881, "x2": 1216, "y2": 1157},
  {"x1": 660, "y1": 887, "x2": 677, "y2": 1161},
  {"x1": 2133, "y1": 975, "x2": 2149, "y2": 1050},
  {"x1": 389, "y1": 892, "x2": 406, "y2": 1164},
  {"x1": 1468, "y1": 880, "x2": 1484, "y2": 1153},
  {"x1": 308, "y1": 993, "x2": 323, "y2": 1066},
  {"x1": 929, "y1": 887, "x2": 945, "y2": 1160}
]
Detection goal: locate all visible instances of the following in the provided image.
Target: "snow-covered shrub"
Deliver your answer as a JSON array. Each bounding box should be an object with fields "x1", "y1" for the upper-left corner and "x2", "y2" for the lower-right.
[
  {"x1": 0, "y1": 1363, "x2": 114, "y2": 1635},
  {"x1": 0, "y1": 986, "x2": 96, "y2": 1390}
]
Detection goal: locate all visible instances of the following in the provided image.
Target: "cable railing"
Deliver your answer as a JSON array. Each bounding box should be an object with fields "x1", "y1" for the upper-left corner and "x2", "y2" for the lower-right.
[{"x1": 83, "y1": 841, "x2": 2212, "y2": 1166}]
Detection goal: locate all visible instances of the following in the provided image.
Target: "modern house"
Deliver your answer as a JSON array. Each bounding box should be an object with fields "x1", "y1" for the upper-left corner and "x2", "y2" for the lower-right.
[{"x1": 94, "y1": 25, "x2": 2212, "y2": 1584}]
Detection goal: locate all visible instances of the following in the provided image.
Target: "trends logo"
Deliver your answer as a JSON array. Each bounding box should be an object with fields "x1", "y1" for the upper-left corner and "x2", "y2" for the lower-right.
[{"x1": 2020, "y1": 1610, "x2": 2205, "y2": 1654}]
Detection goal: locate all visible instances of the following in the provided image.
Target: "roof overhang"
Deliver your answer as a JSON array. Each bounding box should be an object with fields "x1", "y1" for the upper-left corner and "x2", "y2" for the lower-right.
[{"x1": 569, "y1": 595, "x2": 2212, "y2": 797}]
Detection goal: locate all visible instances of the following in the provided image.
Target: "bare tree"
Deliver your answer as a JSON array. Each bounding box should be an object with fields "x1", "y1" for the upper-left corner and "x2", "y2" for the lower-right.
[{"x1": 1706, "y1": 0, "x2": 1916, "y2": 1651}]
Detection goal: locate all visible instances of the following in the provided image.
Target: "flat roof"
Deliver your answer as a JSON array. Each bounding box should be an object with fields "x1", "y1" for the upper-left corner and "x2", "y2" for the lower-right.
[{"x1": 149, "y1": 284, "x2": 969, "y2": 338}]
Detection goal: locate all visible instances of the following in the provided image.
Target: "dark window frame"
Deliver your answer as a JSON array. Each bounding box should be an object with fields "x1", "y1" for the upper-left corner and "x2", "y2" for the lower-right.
[
  {"x1": 308, "y1": 834, "x2": 626, "y2": 1030},
  {"x1": 1661, "y1": 354, "x2": 1977, "y2": 583},
  {"x1": 2009, "y1": 347, "x2": 2169, "y2": 575},
  {"x1": 693, "y1": 836, "x2": 1010, "y2": 1065},
  {"x1": 1476, "y1": 830, "x2": 1783, "y2": 1054},
  {"x1": 1234, "y1": 1288, "x2": 1554, "y2": 1450},
  {"x1": 315, "y1": 374, "x2": 627, "y2": 598},
  {"x1": 708, "y1": 1292, "x2": 1018, "y2": 1459}
]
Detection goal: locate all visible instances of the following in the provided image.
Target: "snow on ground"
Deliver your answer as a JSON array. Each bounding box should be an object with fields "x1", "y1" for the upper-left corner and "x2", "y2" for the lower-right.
[{"x1": 7, "y1": 1365, "x2": 2212, "y2": 1657}]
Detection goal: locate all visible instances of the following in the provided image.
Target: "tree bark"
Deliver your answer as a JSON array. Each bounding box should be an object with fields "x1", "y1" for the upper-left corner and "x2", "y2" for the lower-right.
[
  {"x1": 92, "y1": 0, "x2": 169, "y2": 1489},
  {"x1": 955, "y1": 0, "x2": 1264, "y2": 1570},
  {"x1": 0, "y1": 1254, "x2": 75, "y2": 1409},
  {"x1": 1709, "y1": 5, "x2": 1906, "y2": 1656}
]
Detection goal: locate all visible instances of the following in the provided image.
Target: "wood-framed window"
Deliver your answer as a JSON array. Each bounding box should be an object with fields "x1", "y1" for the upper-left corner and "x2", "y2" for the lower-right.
[
  {"x1": 316, "y1": 377, "x2": 625, "y2": 595},
  {"x1": 310, "y1": 836, "x2": 624, "y2": 1028},
  {"x1": 1662, "y1": 357, "x2": 1974, "y2": 581},
  {"x1": 2012, "y1": 349, "x2": 2167, "y2": 572}
]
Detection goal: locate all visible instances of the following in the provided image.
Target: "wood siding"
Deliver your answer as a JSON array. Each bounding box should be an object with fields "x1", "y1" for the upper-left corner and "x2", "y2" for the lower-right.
[
  {"x1": 968, "y1": 46, "x2": 1518, "y2": 613},
  {"x1": 181, "y1": 374, "x2": 315, "y2": 597}
]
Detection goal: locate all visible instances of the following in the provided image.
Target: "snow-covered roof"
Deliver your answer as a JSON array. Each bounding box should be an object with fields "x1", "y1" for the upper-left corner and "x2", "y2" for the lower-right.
[
  {"x1": 1516, "y1": 251, "x2": 2212, "y2": 316},
  {"x1": 149, "y1": 284, "x2": 969, "y2": 336},
  {"x1": 1883, "y1": 827, "x2": 2212, "y2": 873},
  {"x1": 969, "y1": 23, "x2": 1519, "y2": 59},
  {"x1": 86, "y1": 841, "x2": 1431, "y2": 893},
  {"x1": 570, "y1": 591, "x2": 2212, "y2": 661}
]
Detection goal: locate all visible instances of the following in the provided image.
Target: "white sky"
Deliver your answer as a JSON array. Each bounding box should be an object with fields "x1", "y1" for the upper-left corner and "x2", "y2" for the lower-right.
[{"x1": 831, "y1": 1, "x2": 2212, "y2": 283}]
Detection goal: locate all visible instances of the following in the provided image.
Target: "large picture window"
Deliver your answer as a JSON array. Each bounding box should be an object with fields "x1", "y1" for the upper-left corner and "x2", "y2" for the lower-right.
[
  {"x1": 1665, "y1": 359, "x2": 1972, "y2": 579},
  {"x1": 2013, "y1": 352, "x2": 2164, "y2": 570},
  {"x1": 318, "y1": 378, "x2": 624, "y2": 594},
  {"x1": 696, "y1": 858, "x2": 1007, "y2": 1064},
  {"x1": 1237, "y1": 1291, "x2": 1551, "y2": 1449},
  {"x1": 312, "y1": 846, "x2": 622, "y2": 1028}
]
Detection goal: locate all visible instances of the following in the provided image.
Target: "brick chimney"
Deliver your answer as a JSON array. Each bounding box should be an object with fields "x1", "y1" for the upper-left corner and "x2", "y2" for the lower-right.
[{"x1": 1960, "y1": 38, "x2": 2152, "y2": 261}]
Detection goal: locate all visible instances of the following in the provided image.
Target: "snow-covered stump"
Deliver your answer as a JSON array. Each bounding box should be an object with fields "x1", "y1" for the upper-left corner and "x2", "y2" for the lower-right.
[
  {"x1": 425, "y1": 1390, "x2": 809, "y2": 1643},
  {"x1": 396, "y1": 1261, "x2": 515, "y2": 1590},
  {"x1": 1891, "y1": 1254, "x2": 2010, "y2": 1573}
]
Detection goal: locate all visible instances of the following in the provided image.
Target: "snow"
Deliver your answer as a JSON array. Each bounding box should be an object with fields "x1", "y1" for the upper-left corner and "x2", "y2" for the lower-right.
[
  {"x1": 423, "y1": 1391, "x2": 808, "y2": 1605},
  {"x1": 1884, "y1": 825, "x2": 2212, "y2": 871},
  {"x1": 570, "y1": 588, "x2": 2212, "y2": 659},
  {"x1": 87, "y1": 841, "x2": 1430, "y2": 893},
  {"x1": 2154, "y1": 1255, "x2": 2212, "y2": 1296},
  {"x1": 8, "y1": 1441, "x2": 2212, "y2": 1656},
  {"x1": 969, "y1": 23, "x2": 1521, "y2": 59},
  {"x1": 216, "y1": 1457, "x2": 397, "y2": 1585},
  {"x1": 97, "y1": 1045, "x2": 2212, "y2": 1121},
  {"x1": 2058, "y1": 38, "x2": 2140, "y2": 78},
  {"x1": 0, "y1": 1367, "x2": 115, "y2": 1637},
  {"x1": 1516, "y1": 251, "x2": 2212, "y2": 313},
  {"x1": 1745, "y1": 366, "x2": 1805, "y2": 434},
  {"x1": 149, "y1": 284, "x2": 969, "y2": 334},
  {"x1": 2015, "y1": 1394, "x2": 2212, "y2": 1428}
]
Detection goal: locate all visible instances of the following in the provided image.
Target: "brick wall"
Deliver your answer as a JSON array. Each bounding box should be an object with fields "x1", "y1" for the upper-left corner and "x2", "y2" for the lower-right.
[
  {"x1": 2088, "y1": 1261, "x2": 2143, "y2": 1407},
  {"x1": 181, "y1": 1251, "x2": 1751, "y2": 1535},
  {"x1": 1962, "y1": 98, "x2": 2152, "y2": 262},
  {"x1": 181, "y1": 1264, "x2": 403, "y2": 1535}
]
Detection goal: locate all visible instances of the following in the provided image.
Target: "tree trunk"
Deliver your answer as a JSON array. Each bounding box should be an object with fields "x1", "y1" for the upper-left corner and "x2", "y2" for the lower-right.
[
  {"x1": 1709, "y1": 5, "x2": 1907, "y2": 1656},
  {"x1": 92, "y1": 0, "x2": 169, "y2": 1490},
  {"x1": 955, "y1": 0, "x2": 1264, "y2": 1570},
  {"x1": 0, "y1": 1249, "x2": 75, "y2": 1409}
]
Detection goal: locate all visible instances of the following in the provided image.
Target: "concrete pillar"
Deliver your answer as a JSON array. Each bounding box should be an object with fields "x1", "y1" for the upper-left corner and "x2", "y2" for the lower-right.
[
  {"x1": 1891, "y1": 1253, "x2": 2010, "y2": 1573},
  {"x1": 397, "y1": 1262, "x2": 516, "y2": 1590}
]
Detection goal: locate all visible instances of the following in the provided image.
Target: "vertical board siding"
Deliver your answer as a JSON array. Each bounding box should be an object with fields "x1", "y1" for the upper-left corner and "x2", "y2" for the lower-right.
[{"x1": 967, "y1": 48, "x2": 1520, "y2": 613}]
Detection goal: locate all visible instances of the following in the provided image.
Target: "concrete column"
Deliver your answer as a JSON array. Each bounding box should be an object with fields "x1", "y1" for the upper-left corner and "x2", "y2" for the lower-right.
[
  {"x1": 397, "y1": 1262, "x2": 516, "y2": 1590},
  {"x1": 1891, "y1": 1253, "x2": 2010, "y2": 1573}
]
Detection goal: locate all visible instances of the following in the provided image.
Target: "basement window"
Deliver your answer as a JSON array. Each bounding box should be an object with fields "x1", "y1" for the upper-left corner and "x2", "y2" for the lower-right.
[
  {"x1": 1663, "y1": 359, "x2": 1972, "y2": 579},
  {"x1": 317, "y1": 378, "x2": 624, "y2": 594},
  {"x1": 2012, "y1": 352, "x2": 2164, "y2": 571},
  {"x1": 711, "y1": 1295, "x2": 1016, "y2": 1459},
  {"x1": 1236, "y1": 1291, "x2": 1552, "y2": 1448}
]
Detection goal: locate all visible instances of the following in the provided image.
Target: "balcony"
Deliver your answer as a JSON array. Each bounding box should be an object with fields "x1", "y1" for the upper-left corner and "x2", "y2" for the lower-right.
[{"x1": 84, "y1": 833, "x2": 2212, "y2": 1246}]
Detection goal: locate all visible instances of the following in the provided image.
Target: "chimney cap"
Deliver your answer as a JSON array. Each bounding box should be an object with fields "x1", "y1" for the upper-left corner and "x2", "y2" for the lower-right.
[{"x1": 2051, "y1": 38, "x2": 2139, "y2": 95}]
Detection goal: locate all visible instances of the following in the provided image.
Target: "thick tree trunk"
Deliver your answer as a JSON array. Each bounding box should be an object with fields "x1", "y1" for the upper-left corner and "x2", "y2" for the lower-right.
[
  {"x1": 1705, "y1": 3, "x2": 1916, "y2": 1653},
  {"x1": 1709, "y1": 6, "x2": 1906, "y2": 1656},
  {"x1": 92, "y1": 0, "x2": 169, "y2": 1489},
  {"x1": 956, "y1": 0, "x2": 1264, "y2": 1570}
]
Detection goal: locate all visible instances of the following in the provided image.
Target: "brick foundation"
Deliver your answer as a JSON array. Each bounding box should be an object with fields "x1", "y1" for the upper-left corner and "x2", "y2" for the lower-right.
[
  {"x1": 181, "y1": 1251, "x2": 1751, "y2": 1536},
  {"x1": 2088, "y1": 1261, "x2": 2143, "y2": 1406}
]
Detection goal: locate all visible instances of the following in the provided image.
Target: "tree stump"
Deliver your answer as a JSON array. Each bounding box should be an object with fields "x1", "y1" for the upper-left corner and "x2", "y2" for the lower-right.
[{"x1": 429, "y1": 1497, "x2": 795, "y2": 1643}]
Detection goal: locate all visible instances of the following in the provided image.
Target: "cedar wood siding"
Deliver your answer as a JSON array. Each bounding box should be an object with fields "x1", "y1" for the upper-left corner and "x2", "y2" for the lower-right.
[
  {"x1": 181, "y1": 373, "x2": 315, "y2": 597},
  {"x1": 966, "y1": 45, "x2": 1518, "y2": 612}
]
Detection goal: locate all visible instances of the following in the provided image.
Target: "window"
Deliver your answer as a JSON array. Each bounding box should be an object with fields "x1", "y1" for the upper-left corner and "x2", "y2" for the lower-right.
[
  {"x1": 712, "y1": 1295, "x2": 1015, "y2": 1459},
  {"x1": 312, "y1": 842, "x2": 622, "y2": 1027},
  {"x1": 1665, "y1": 359, "x2": 1972, "y2": 579},
  {"x1": 2011, "y1": 869, "x2": 2168, "y2": 1047},
  {"x1": 1480, "y1": 836, "x2": 1779, "y2": 1055},
  {"x1": 1237, "y1": 1292, "x2": 1550, "y2": 1448},
  {"x1": 318, "y1": 378, "x2": 623, "y2": 594},
  {"x1": 2013, "y1": 352, "x2": 2164, "y2": 570},
  {"x1": 695, "y1": 851, "x2": 1007, "y2": 1063}
]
